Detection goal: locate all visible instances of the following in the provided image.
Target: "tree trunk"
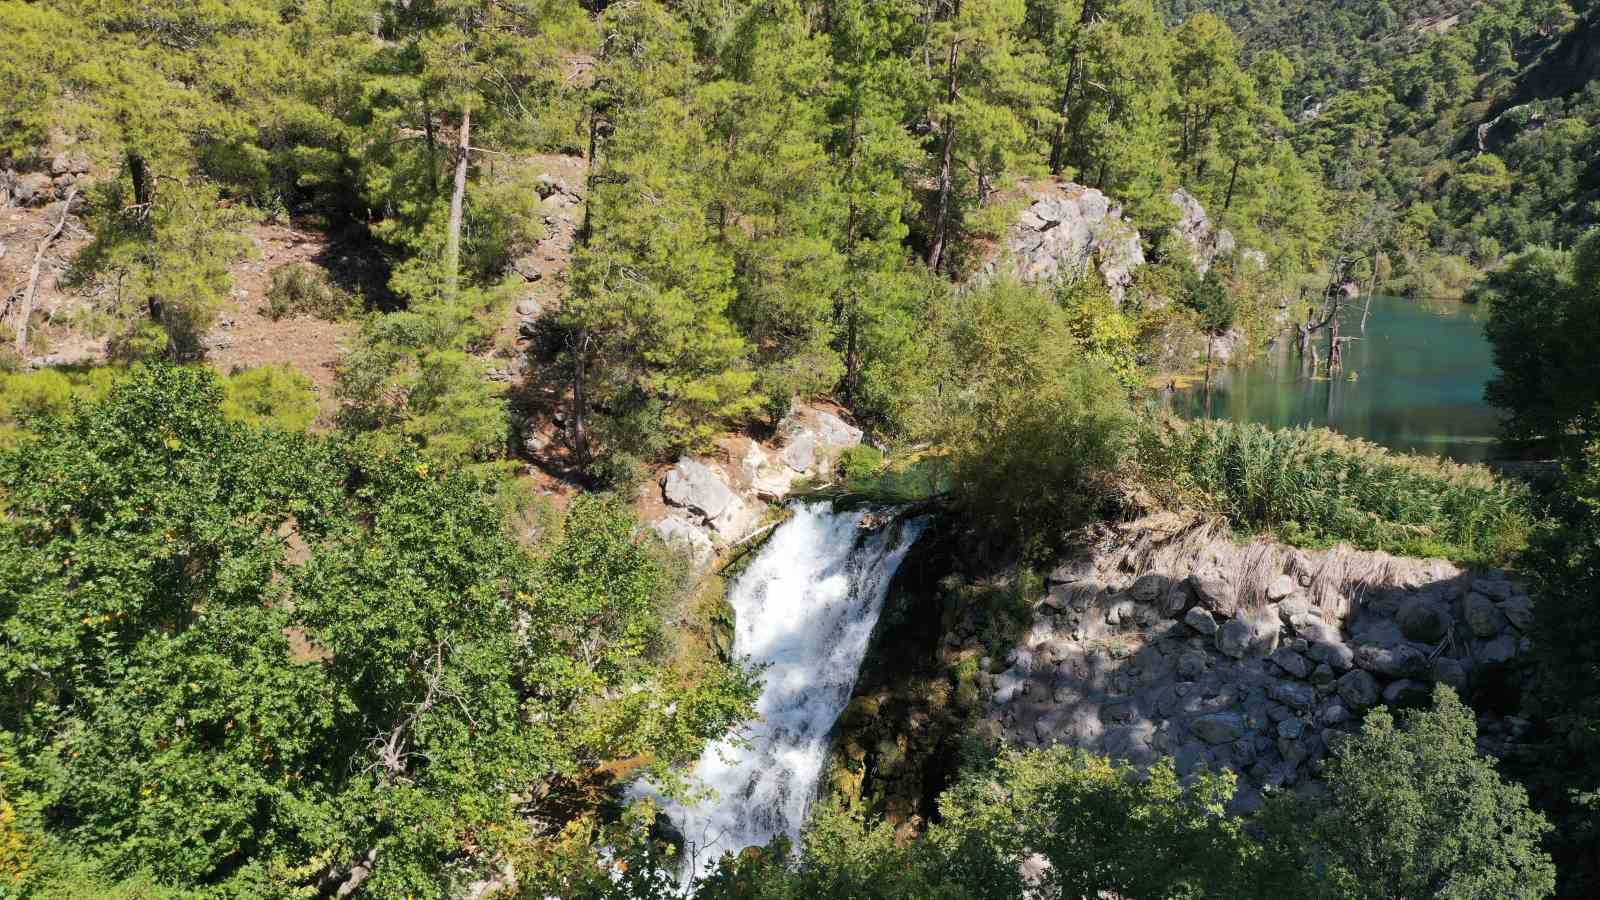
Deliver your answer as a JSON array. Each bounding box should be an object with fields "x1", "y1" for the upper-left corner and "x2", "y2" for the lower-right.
[
  {"x1": 571, "y1": 330, "x2": 591, "y2": 465},
  {"x1": 1224, "y1": 157, "x2": 1241, "y2": 210},
  {"x1": 445, "y1": 106, "x2": 471, "y2": 300},
  {"x1": 422, "y1": 93, "x2": 439, "y2": 195},
  {"x1": 927, "y1": 36, "x2": 960, "y2": 272},
  {"x1": 126, "y1": 152, "x2": 151, "y2": 207},
  {"x1": 578, "y1": 113, "x2": 599, "y2": 248}
]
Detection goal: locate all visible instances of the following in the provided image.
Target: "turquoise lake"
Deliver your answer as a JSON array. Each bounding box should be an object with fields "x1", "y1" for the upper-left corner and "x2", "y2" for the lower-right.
[{"x1": 1169, "y1": 295, "x2": 1503, "y2": 463}]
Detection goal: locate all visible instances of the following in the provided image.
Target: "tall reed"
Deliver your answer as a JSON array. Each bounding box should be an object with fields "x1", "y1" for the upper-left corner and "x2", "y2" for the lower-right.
[{"x1": 1138, "y1": 419, "x2": 1533, "y2": 564}]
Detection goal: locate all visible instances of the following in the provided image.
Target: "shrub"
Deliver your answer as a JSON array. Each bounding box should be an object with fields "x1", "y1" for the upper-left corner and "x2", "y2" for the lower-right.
[
  {"x1": 220, "y1": 364, "x2": 318, "y2": 431},
  {"x1": 1138, "y1": 418, "x2": 1533, "y2": 563},
  {"x1": 265, "y1": 264, "x2": 360, "y2": 321}
]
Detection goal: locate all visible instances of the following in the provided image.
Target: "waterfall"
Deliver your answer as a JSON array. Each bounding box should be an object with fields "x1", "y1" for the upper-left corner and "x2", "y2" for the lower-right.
[{"x1": 648, "y1": 501, "x2": 926, "y2": 884}]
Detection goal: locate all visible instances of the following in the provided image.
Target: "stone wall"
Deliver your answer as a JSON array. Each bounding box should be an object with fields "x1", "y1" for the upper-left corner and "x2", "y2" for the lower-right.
[{"x1": 973, "y1": 512, "x2": 1535, "y2": 811}]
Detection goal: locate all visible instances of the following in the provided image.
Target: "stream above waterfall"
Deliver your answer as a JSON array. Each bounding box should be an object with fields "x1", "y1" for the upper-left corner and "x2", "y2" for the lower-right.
[{"x1": 641, "y1": 502, "x2": 926, "y2": 884}]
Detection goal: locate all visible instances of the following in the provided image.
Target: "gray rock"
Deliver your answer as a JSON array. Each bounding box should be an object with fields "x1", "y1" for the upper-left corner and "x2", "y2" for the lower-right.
[
  {"x1": 984, "y1": 183, "x2": 1147, "y2": 303},
  {"x1": 515, "y1": 297, "x2": 542, "y2": 318},
  {"x1": 1473, "y1": 578, "x2": 1517, "y2": 602},
  {"x1": 781, "y1": 432, "x2": 818, "y2": 473},
  {"x1": 1269, "y1": 681, "x2": 1317, "y2": 710},
  {"x1": 1309, "y1": 663, "x2": 1336, "y2": 686},
  {"x1": 1462, "y1": 592, "x2": 1506, "y2": 638},
  {"x1": 652, "y1": 516, "x2": 715, "y2": 568},
  {"x1": 1397, "y1": 595, "x2": 1452, "y2": 643},
  {"x1": 1354, "y1": 643, "x2": 1429, "y2": 679},
  {"x1": 1160, "y1": 581, "x2": 1193, "y2": 618},
  {"x1": 1318, "y1": 701, "x2": 1349, "y2": 726},
  {"x1": 812, "y1": 411, "x2": 864, "y2": 451},
  {"x1": 12, "y1": 172, "x2": 52, "y2": 206},
  {"x1": 1266, "y1": 573, "x2": 1297, "y2": 601},
  {"x1": 1192, "y1": 712, "x2": 1248, "y2": 745},
  {"x1": 1277, "y1": 717, "x2": 1306, "y2": 740},
  {"x1": 1498, "y1": 597, "x2": 1534, "y2": 632},
  {"x1": 1189, "y1": 570, "x2": 1236, "y2": 617},
  {"x1": 1047, "y1": 557, "x2": 1098, "y2": 585},
  {"x1": 1216, "y1": 617, "x2": 1252, "y2": 658},
  {"x1": 1176, "y1": 650, "x2": 1208, "y2": 681},
  {"x1": 1336, "y1": 670, "x2": 1380, "y2": 710},
  {"x1": 1479, "y1": 633, "x2": 1518, "y2": 665},
  {"x1": 1184, "y1": 607, "x2": 1219, "y2": 636},
  {"x1": 1170, "y1": 187, "x2": 1237, "y2": 276},
  {"x1": 1277, "y1": 595, "x2": 1314, "y2": 621},
  {"x1": 661, "y1": 458, "x2": 739, "y2": 521},
  {"x1": 1130, "y1": 573, "x2": 1165, "y2": 603},
  {"x1": 1306, "y1": 639, "x2": 1355, "y2": 671},
  {"x1": 1270, "y1": 648, "x2": 1311, "y2": 679}
]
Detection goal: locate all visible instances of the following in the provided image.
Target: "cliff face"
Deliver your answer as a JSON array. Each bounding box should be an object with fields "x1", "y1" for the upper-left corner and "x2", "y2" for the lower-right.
[{"x1": 973, "y1": 181, "x2": 1147, "y2": 304}]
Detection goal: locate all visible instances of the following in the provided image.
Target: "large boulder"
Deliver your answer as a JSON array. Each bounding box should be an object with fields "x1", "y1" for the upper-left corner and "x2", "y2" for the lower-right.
[
  {"x1": 1169, "y1": 188, "x2": 1236, "y2": 276},
  {"x1": 1192, "y1": 712, "x2": 1248, "y2": 745},
  {"x1": 1396, "y1": 595, "x2": 1452, "y2": 644},
  {"x1": 661, "y1": 458, "x2": 756, "y2": 541},
  {"x1": 977, "y1": 181, "x2": 1146, "y2": 304},
  {"x1": 652, "y1": 516, "x2": 715, "y2": 568}
]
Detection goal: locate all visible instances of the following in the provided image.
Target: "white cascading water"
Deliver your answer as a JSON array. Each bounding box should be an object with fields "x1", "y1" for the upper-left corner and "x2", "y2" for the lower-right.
[{"x1": 647, "y1": 502, "x2": 925, "y2": 884}]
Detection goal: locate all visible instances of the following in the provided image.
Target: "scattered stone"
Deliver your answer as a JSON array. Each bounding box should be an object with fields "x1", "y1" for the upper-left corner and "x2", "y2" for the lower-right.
[
  {"x1": 1130, "y1": 573, "x2": 1165, "y2": 603},
  {"x1": 1318, "y1": 701, "x2": 1349, "y2": 727},
  {"x1": 1216, "y1": 617, "x2": 1251, "y2": 658},
  {"x1": 1306, "y1": 638, "x2": 1355, "y2": 672},
  {"x1": 1276, "y1": 718, "x2": 1306, "y2": 740},
  {"x1": 1176, "y1": 650, "x2": 1208, "y2": 681}
]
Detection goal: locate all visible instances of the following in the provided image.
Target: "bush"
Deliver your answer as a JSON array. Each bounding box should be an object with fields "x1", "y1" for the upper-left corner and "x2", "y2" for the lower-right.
[
  {"x1": 265, "y1": 264, "x2": 360, "y2": 321},
  {"x1": 220, "y1": 364, "x2": 318, "y2": 431},
  {"x1": 1138, "y1": 418, "x2": 1533, "y2": 563}
]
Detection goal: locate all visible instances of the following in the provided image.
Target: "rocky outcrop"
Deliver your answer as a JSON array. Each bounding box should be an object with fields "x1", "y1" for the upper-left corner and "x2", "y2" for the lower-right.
[
  {"x1": 976, "y1": 513, "x2": 1535, "y2": 811},
  {"x1": 1169, "y1": 188, "x2": 1236, "y2": 277},
  {"x1": 651, "y1": 406, "x2": 864, "y2": 566},
  {"x1": 975, "y1": 181, "x2": 1145, "y2": 304},
  {"x1": 2, "y1": 156, "x2": 90, "y2": 209}
]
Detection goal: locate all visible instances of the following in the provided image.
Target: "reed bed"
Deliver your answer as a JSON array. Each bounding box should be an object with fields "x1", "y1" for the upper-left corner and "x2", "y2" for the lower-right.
[{"x1": 1139, "y1": 420, "x2": 1533, "y2": 565}]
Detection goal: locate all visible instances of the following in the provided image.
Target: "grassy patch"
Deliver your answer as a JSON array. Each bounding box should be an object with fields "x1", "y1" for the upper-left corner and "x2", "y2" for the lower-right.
[{"x1": 1138, "y1": 418, "x2": 1534, "y2": 565}]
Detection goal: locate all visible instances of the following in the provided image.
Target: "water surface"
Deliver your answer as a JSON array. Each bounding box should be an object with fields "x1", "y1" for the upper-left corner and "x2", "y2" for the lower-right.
[{"x1": 1170, "y1": 295, "x2": 1502, "y2": 463}]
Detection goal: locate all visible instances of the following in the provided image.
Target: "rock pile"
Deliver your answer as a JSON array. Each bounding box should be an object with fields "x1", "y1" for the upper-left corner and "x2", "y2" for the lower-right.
[
  {"x1": 2, "y1": 155, "x2": 91, "y2": 208},
  {"x1": 976, "y1": 514, "x2": 1535, "y2": 810}
]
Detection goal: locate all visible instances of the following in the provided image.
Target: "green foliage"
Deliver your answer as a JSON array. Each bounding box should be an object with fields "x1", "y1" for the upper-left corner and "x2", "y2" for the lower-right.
[
  {"x1": 0, "y1": 366, "x2": 124, "y2": 446},
  {"x1": 1140, "y1": 418, "x2": 1534, "y2": 563},
  {"x1": 1267, "y1": 685, "x2": 1556, "y2": 900},
  {"x1": 1479, "y1": 232, "x2": 1600, "y2": 452},
  {"x1": 0, "y1": 365, "x2": 754, "y2": 895},
  {"x1": 265, "y1": 264, "x2": 360, "y2": 322},
  {"x1": 220, "y1": 364, "x2": 319, "y2": 432}
]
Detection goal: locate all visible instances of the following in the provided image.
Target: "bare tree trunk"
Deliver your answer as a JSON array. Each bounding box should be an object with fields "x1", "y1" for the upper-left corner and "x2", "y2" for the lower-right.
[
  {"x1": 445, "y1": 106, "x2": 471, "y2": 300},
  {"x1": 927, "y1": 35, "x2": 960, "y2": 272},
  {"x1": 1224, "y1": 157, "x2": 1241, "y2": 210},
  {"x1": 1361, "y1": 243, "x2": 1379, "y2": 331},
  {"x1": 13, "y1": 188, "x2": 75, "y2": 356}
]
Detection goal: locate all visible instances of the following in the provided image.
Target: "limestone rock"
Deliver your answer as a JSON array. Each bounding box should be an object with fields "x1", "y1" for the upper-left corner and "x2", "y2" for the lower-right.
[
  {"x1": 653, "y1": 516, "x2": 714, "y2": 568},
  {"x1": 1217, "y1": 613, "x2": 1279, "y2": 659},
  {"x1": 1170, "y1": 188, "x2": 1237, "y2": 276},
  {"x1": 662, "y1": 458, "x2": 738, "y2": 521},
  {"x1": 1265, "y1": 574, "x2": 1297, "y2": 601},
  {"x1": 979, "y1": 182, "x2": 1146, "y2": 303}
]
